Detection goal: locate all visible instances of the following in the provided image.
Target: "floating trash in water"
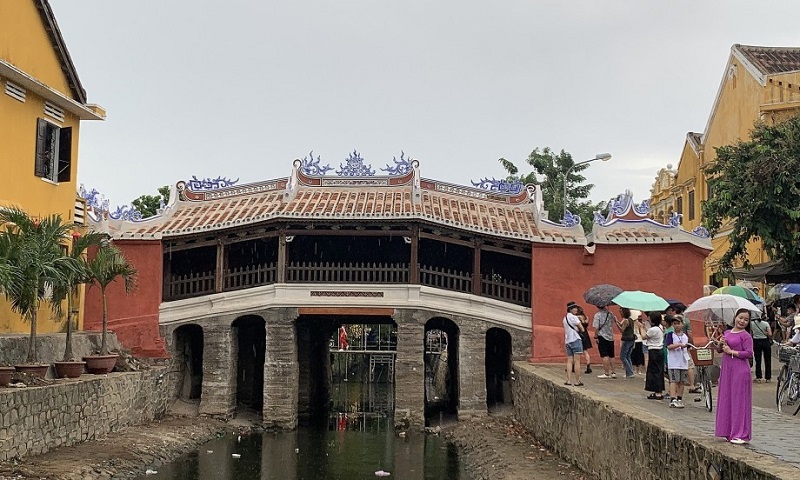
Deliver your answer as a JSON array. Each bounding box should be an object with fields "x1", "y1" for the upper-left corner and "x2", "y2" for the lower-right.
[
  {"x1": 295, "y1": 448, "x2": 300, "y2": 453},
  {"x1": 145, "y1": 469, "x2": 158, "y2": 475},
  {"x1": 232, "y1": 454, "x2": 241, "y2": 459},
  {"x1": 206, "y1": 450, "x2": 213, "y2": 454},
  {"x1": 375, "y1": 470, "x2": 391, "y2": 477}
]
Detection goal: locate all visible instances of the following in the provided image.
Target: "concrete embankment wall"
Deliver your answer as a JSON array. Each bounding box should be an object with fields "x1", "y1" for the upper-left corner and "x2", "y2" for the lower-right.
[
  {"x1": 0, "y1": 367, "x2": 177, "y2": 461},
  {"x1": 512, "y1": 362, "x2": 793, "y2": 480}
]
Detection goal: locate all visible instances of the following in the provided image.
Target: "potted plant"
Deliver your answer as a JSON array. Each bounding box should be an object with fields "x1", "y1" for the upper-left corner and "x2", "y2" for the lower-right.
[
  {"x1": 0, "y1": 208, "x2": 80, "y2": 378},
  {"x1": 84, "y1": 240, "x2": 137, "y2": 374},
  {"x1": 51, "y1": 231, "x2": 105, "y2": 378}
]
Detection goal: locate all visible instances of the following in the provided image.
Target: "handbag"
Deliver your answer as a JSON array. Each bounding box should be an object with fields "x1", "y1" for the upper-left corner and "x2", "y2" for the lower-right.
[{"x1": 753, "y1": 320, "x2": 774, "y2": 346}]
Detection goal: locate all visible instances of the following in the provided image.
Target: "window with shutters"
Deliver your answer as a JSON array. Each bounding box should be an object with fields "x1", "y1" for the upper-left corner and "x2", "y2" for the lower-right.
[
  {"x1": 688, "y1": 190, "x2": 696, "y2": 221},
  {"x1": 34, "y1": 118, "x2": 72, "y2": 183}
]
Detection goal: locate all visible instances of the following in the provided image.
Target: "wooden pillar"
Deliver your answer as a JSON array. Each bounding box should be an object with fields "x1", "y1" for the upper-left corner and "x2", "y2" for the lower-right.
[
  {"x1": 410, "y1": 225, "x2": 419, "y2": 284},
  {"x1": 277, "y1": 228, "x2": 287, "y2": 283},
  {"x1": 214, "y1": 238, "x2": 225, "y2": 293},
  {"x1": 472, "y1": 239, "x2": 482, "y2": 296}
]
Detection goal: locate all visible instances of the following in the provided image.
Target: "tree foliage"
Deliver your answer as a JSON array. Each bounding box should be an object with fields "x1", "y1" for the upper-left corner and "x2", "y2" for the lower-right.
[
  {"x1": 86, "y1": 242, "x2": 137, "y2": 355},
  {"x1": 0, "y1": 208, "x2": 81, "y2": 363},
  {"x1": 131, "y1": 185, "x2": 170, "y2": 218},
  {"x1": 703, "y1": 114, "x2": 800, "y2": 273},
  {"x1": 499, "y1": 147, "x2": 601, "y2": 232}
]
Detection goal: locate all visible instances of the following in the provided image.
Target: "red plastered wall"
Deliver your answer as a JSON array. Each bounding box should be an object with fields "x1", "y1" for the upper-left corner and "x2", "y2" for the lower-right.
[
  {"x1": 84, "y1": 240, "x2": 168, "y2": 357},
  {"x1": 530, "y1": 242, "x2": 709, "y2": 363}
]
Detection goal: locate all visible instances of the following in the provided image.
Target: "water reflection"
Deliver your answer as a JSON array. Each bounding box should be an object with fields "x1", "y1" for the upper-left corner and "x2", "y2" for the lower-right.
[
  {"x1": 138, "y1": 419, "x2": 463, "y2": 480},
  {"x1": 140, "y1": 380, "x2": 465, "y2": 480}
]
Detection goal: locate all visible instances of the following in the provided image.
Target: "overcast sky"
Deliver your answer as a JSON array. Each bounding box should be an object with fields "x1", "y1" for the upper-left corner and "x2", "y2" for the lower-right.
[{"x1": 51, "y1": 1, "x2": 800, "y2": 213}]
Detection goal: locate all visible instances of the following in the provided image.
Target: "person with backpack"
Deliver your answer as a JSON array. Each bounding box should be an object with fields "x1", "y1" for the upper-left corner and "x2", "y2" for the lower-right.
[{"x1": 593, "y1": 304, "x2": 618, "y2": 379}]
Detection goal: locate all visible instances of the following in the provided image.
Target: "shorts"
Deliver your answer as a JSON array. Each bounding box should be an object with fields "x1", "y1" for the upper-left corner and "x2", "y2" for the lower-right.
[
  {"x1": 597, "y1": 337, "x2": 615, "y2": 358},
  {"x1": 669, "y1": 369, "x2": 689, "y2": 384},
  {"x1": 565, "y1": 339, "x2": 584, "y2": 356},
  {"x1": 687, "y1": 355, "x2": 695, "y2": 369}
]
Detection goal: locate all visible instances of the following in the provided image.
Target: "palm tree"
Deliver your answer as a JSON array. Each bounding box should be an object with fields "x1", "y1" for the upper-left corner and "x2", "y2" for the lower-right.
[
  {"x1": 86, "y1": 242, "x2": 137, "y2": 355},
  {"x1": 51, "y1": 231, "x2": 106, "y2": 361},
  {"x1": 0, "y1": 208, "x2": 81, "y2": 364}
]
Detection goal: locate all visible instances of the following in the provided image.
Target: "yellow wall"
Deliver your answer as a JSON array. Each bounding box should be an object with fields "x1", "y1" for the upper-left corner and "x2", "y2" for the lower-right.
[
  {"x1": 0, "y1": 0, "x2": 72, "y2": 95},
  {"x1": 665, "y1": 50, "x2": 800, "y2": 285},
  {"x1": 0, "y1": 0, "x2": 92, "y2": 334}
]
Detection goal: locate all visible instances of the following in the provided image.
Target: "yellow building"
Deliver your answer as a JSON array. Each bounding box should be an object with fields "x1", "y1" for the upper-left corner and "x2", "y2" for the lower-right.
[
  {"x1": 651, "y1": 44, "x2": 800, "y2": 286},
  {"x1": 0, "y1": 0, "x2": 105, "y2": 333}
]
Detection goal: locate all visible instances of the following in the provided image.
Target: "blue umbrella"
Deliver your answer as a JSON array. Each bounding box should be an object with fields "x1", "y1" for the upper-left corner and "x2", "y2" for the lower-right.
[{"x1": 782, "y1": 284, "x2": 800, "y2": 295}]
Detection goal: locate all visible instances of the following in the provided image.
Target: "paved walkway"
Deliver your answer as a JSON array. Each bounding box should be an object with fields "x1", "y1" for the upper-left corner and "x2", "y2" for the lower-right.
[{"x1": 535, "y1": 358, "x2": 800, "y2": 472}]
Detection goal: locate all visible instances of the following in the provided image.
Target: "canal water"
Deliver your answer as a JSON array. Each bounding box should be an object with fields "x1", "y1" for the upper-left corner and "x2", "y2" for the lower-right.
[
  {"x1": 138, "y1": 377, "x2": 469, "y2": 479},
  {"x1": 136, "y1": 419, "x2": 465, "y2": 480}
]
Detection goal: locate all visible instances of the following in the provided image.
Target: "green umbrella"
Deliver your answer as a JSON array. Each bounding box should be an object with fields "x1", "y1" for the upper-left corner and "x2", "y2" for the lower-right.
[
  {"x1": 612, "y1": 291, "x2": 670, "y2": 312},
  {"x1": 712, "y1": 285, "x2": 763, "y2": 304}
]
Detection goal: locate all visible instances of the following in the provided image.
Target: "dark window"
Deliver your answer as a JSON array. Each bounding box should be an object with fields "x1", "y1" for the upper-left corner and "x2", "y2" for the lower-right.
[
  {"x1": 676, "y1": 197, "x2": 683, "y2": 219},
  {"x1": 34, "y1": 118, "x2": 71, "y2": 183},
  {"x1": 688, "y1": 191, "x2": 696, "y2": 221}
]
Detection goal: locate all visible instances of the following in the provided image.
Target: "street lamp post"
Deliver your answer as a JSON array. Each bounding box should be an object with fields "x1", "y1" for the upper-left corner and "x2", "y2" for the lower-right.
[{"x1": 562, "y1": 153, "x2": 612, "y2": 220}]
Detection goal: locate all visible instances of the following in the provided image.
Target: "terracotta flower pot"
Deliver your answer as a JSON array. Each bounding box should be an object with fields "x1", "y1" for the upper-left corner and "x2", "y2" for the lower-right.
[
  {"x1": 83, "y1": 354, "x2": 118, "y2": 374},
  {"x1": 14, "y1": 364, "x2": 49, "y2": 378},
  {"x1": 0, "y1": 366, "x2": 14, "y2": 387},
  {"x1": 54, "y1": 361, "x2": 86, "y2": 379}
]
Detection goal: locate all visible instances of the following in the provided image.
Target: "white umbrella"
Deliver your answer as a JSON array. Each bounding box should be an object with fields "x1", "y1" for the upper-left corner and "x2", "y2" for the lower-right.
[{"x1": 684, "y1": 294, "x2": 761, "y2": 327}]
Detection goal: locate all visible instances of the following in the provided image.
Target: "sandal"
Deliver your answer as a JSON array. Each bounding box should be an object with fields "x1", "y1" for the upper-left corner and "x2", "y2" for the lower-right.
[
  {"x1": 688, "y1": 387, "x2": 702, "y2": 394},
  {"x1": 574, "y1": 382, "x2": 584, "y2": 386},
  {"x1": 646, "y1": 393, "x2": 664, "y2": 400},
  {"x1": 564, "y1": 382, "x2": 572, "y2": 386}
]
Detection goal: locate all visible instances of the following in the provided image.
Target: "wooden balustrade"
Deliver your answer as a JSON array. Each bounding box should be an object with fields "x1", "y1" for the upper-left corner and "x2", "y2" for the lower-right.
[
  {"x1": 167, "y1": 271, "x2": 216, "y2": 300},
  {"x1": 225, "y1": 263, "x2": 277, "y2": 291},
  {"x1": 481, "y1": 274, "x2": 530, "y2": 306},
  {"x1": 286, "y1": 261, "x2": 409, "y2": 284},
  {"x1": 419, "y1": 265, "x2": 472, "y2": 293},
  {"x1": 164, "y1": 261, "x2": 530, "y2": 307}
]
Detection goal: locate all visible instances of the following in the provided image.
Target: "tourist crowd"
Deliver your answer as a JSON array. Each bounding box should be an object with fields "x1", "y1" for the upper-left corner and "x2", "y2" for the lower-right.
[{"x1": 561, "y1": 295, "x2": 800, "y2": 446}]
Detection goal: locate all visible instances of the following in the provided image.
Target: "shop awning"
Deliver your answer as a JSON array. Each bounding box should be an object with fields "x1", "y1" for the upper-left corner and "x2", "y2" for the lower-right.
[{"x1": 732, "y1": 260, "x2": 799, "y2": 283}]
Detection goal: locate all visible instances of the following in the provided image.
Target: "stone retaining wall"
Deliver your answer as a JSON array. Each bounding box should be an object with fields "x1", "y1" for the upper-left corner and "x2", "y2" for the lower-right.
[
  {"x1": 0, "y1": 367, "x2": 177, "y2": 461},
  {"x1": 512, "y1": 362, "x2": 793, "y2": 480}
]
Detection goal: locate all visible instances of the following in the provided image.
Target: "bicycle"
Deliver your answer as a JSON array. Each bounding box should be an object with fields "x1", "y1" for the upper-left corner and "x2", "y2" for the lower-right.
[
  {"x1": 688, "y1": 340, "x2": 718, "y2": 412},
  {"x1": 776, "y1": 345, "x2": 800, "y2": 413}
]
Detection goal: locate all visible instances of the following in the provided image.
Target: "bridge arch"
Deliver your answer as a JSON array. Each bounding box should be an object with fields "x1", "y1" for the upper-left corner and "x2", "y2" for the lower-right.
[
  {"x1": 424, "y1": 316, "x2": 460, "y2": 424},
  {"x1": 232, "y1": 314, "x2": 266, "y2": 412},
  {"x1": 485, "y1": 327, "x2": 512, "y2": 409},
  {"x1": 173, "y1": 324, "x2": 203, "y2": 401}
]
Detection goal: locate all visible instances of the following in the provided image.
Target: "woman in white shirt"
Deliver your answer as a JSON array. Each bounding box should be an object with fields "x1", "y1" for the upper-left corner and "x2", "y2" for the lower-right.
[
  {"x1": 644, "y1": 311, "x2": 666, "y2": 400},
  {"x1": 563, "y1": 302, "x2": 585, "y2": 386}
]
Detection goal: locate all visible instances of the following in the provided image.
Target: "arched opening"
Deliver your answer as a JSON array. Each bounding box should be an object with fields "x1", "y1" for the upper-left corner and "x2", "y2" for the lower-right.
[
  {"x1": 174, "y1": 324, "x2": 204, "y2": 401},
  {"x1": 485, "y1": 327, "x2": 512, "y2": 409},
  {"x1": 424, "y1": 317, "x2": 459, "y2": 425},
  {"x1": 295, "y1": 314, "x2": 397, "y2": 428},
  {"x1": 232, "y1": 315, "x2": 266, "y2": 412}
]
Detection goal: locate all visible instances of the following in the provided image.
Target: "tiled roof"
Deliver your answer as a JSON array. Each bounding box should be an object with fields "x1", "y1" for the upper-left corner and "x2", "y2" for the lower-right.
[
  {"x1": 93, "y1": 162, "x2": 705, "y2": 249},
  {"x1": 106, "y1": 179, "x2": 542, "y2": 242},
  {"x1": 735, "y1": 45, "x2": 800, "y2": 75}
]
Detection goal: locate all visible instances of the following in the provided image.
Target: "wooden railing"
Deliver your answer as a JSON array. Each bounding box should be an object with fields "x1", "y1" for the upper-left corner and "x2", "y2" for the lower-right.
[
  {"x1": 287, "y1": 261, "x2": 409, "y2": 284},
  {"x1": 481, "y1": 274, "x2": 530, "y2": 307},
  {"x1": 164, "y1": 262, "x2": 530, "y2": 307},
  {"x1": 167, "y1": 271, "x2": 215, "y2": 300},
  {"x1": 225, "y1": 263, "x2": 277, "y2": 291},
  {"x1": 419, "y1": 265, "x2": 471, "y2": 294}
]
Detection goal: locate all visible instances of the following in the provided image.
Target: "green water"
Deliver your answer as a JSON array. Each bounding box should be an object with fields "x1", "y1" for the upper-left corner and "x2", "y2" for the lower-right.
[{"x1": 136, "y1": 416, "x2": 465, "y2": 480}]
